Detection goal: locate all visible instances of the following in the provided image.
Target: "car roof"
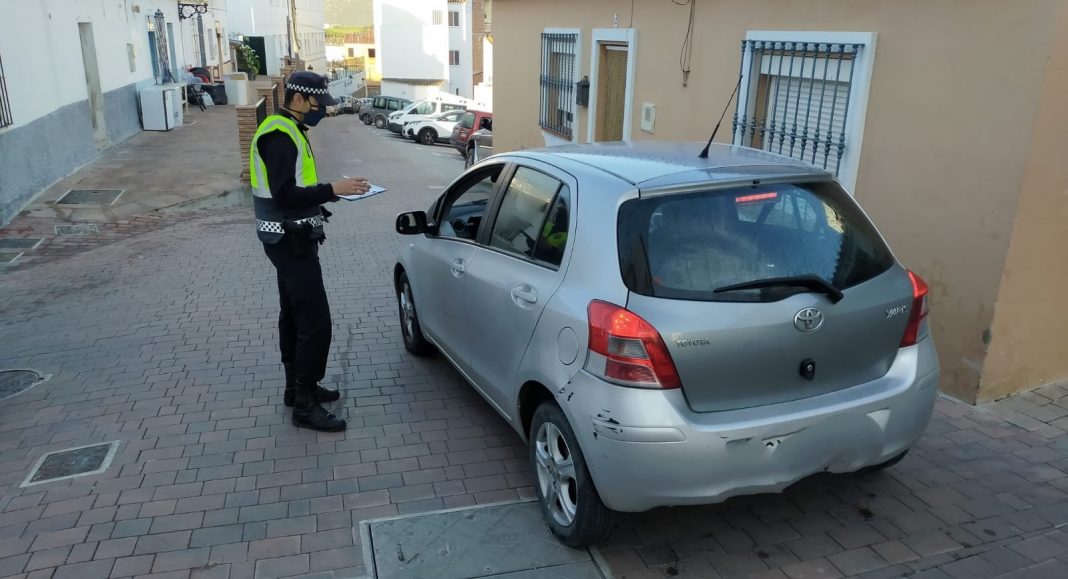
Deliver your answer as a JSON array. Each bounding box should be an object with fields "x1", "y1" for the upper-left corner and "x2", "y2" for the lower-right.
[{"x1": 511, "y1": 141, "x2": 830, "y2": 187}]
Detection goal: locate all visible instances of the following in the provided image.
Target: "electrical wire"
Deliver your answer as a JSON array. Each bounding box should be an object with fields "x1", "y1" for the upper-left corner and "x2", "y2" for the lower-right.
[{"x1": 671, "y1": 0, "x2": 696, "y2": 87}]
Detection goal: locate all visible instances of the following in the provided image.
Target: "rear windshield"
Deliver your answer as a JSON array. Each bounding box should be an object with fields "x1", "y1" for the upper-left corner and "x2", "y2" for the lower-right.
[{"x1": 617, "y1": 181, "x2": 895, "y2": 302}]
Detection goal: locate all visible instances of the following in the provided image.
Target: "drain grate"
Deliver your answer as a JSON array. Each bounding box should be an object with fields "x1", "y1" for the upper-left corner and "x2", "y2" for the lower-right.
[
  {"x1": 0, "y1": 238, "x2": 42, "y2": 250},
  {"x1": 0, "y1": 370, "x2": 44, "y2": 398},
  {"x1": 23, "y1": 441, "x2": 120, "y2": 487},
  {"x1": 56, "y1": 189, "x2": 123, "y2": 205},
  {"x1": 55, "y1": 224, "x2": 100, "y2": 236}
]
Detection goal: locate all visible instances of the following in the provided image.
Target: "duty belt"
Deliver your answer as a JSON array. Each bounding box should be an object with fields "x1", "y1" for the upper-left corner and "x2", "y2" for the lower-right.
[{"x1": 256, "y1": 215, "x2": 323, "y2": 234}]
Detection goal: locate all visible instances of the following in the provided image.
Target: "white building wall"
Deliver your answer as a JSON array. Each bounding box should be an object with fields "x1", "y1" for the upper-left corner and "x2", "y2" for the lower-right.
[
  {"x1": 373, "y1": 0, "x2": 448, "y2": 84},
  {"x1": 0, "y1": 0, "x2": 183, "y2": 127},
  {"x1": 0, "y1": 0, "x2": 188, "y2": 225},
  {"x1": 447, "y1": 1, "x2": 473, "y2": 97},
  {"x1": 227, "y1": 0, "x2": 291, "y2": 75},
  {"x1": 296, "y1": 0, "x2": 327, "y2": 72}
]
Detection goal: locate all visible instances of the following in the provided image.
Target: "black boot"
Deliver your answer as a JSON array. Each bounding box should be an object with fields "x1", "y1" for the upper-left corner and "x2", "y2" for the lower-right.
[
  {"x1": 284, "y1": 366, "x2": 341, "y2": 407},
  {"x1": 292, "y1": 381, "x2": 347, "y2": 432}
]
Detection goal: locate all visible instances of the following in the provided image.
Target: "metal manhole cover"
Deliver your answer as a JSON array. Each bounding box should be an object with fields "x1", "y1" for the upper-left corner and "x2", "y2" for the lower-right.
[
  {"x1": 56, "y1": 189, "x2": 124, "y2": 205},
  {"x1": 23, "y1": 441, "x2": 120, "y2": 487},
  {"x1": 363, "y1": 501, "x2": 600, "y2": 579},
  {"x1": 0, "y1": 238, "x2": 43, "y2": 250},
  {"x1": 0, "y1": 370, "x2": 44, "y2": 398},
  {"x1": 55, "y1": 224, "x2": 100, "y2": 236}
]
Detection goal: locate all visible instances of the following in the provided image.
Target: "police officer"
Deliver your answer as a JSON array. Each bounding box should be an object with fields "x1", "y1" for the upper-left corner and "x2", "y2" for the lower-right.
[{"x1": 249, "y1": 71, "x2": 370, "y2": 432}]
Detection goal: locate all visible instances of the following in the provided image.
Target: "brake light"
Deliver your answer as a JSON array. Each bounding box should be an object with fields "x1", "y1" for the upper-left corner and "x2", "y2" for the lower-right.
[
  {"x1": 900, "y1": 270, "x2": 930, "y2": 347},
  {"x1": 735, "y1": 192, "x2": 778, "y2": 204},
  {"x1": 585, "y1": 301, "x2": 681, "y2": 389}
]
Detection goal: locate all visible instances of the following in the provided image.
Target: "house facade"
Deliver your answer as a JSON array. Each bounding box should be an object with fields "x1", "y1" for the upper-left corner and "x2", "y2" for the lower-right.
[
  {"x1": 373, "y1": 0, "x2": 449, "y2": 100},
  {"x1": 228, "y1": 0, "x2": 327, "y2": 75},
  {"x1": 0, "y1": 0, "x2": 196, "y2": 226},
  {"x1": 492, "y1": 0, "x2": 1068, "y2": 404},
  {"x1": 446, "y1": 0, "x2": 473, "y2": 97}
]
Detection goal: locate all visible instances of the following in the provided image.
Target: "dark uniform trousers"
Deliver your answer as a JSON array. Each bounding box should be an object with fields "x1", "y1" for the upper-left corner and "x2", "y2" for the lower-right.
[{"x1": 263, "y1": 237, "x2": 331, "y2": 385}]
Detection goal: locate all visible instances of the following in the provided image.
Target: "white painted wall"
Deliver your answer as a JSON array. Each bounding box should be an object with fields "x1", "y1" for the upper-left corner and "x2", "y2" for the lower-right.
[
  {"x1": 225, "y1": 0, "x2": 325, "y2": 74},
  {"x1": 447, "y1": 1, "x2": 473, "y2": 97},
  {"x1": 373, "y1": 0, "x2": 448, "y2": 83},
  {"x1": 0, "y1": 0, "x2": 185, "y2": 128},
  {"x1": 295, "y1": 0, "x2": 327, "y2": 72}
]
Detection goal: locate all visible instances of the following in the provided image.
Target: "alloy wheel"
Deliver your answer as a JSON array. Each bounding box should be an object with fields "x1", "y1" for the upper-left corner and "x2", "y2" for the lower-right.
[{"x1": 535, "y1": 421, "x2": 579, "y2": 527}]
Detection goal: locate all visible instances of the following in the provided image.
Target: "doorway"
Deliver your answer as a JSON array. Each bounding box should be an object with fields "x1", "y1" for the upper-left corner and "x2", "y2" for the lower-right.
[
  {"x1": 78, "y1": 22, "x2": 109, "y2": 148},
  {"x1": 595, "y1": 45, "x2": 627, "y2": 141}
]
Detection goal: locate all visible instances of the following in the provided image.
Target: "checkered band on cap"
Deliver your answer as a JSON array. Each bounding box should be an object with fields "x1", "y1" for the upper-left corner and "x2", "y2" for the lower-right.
[{"x1": 286, "y1": 83, "x2": 329, "y2": 95}]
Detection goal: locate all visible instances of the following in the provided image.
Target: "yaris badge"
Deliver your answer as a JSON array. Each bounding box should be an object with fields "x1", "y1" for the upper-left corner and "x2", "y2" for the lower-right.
[{"x1": 794, "y1": 308, "x2": 823, "y2": 332}]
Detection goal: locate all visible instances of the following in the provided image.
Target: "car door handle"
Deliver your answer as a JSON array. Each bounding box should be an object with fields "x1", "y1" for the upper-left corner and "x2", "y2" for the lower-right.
[
  {"x1": 450, "y1": 258, "x2": 466, "y2": 276},
  {"x1": 510, "y1": 285, "x2": 538, "y2": 306}
]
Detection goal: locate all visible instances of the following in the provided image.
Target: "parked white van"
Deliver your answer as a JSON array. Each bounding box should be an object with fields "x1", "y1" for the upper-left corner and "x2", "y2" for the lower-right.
[{"x1": 386, "y1": 94, "x2": 482, "y2": 134}]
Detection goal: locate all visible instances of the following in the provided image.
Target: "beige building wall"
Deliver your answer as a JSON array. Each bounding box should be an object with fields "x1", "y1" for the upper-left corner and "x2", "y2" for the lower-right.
[
  {"x1": 980, "y1": 3, "x2": 1068, "y2": 402},
  {"x1": 493, "y1": 0, "x2": 1064, "y2": 402}
]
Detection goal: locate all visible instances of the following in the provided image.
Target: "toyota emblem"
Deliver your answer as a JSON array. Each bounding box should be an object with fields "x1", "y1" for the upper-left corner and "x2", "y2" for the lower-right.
[{"x1": 794, "y1": 308, "x2": 824, "y2": 332}]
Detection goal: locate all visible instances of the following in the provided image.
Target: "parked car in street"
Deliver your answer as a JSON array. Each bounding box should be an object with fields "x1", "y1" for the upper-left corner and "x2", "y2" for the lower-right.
[
  {"x1": 465, "y1": 126, "x2": 493, "y2": 168},
  {"x1": 359, "y1": 95, "x2": 412, "y2": 129},
  {"x1": 388, "y1": 93, "x2": 474, "y2": 133},
  {"x1": 450, "y1": 109, "x2": 492, "y2": 157},
  {"x1": 328, "y1": 95, "x2": 357, "y2": 116},
  {"x1": 404, "y1": 109, "x2": 465, "y2": 145},
  {"x1": 392, "y1": 142, "x2": 939, "y2": 548}
]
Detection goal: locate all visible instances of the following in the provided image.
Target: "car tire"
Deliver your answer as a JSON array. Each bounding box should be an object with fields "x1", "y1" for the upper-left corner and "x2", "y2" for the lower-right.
[
  {"x1": 397, "y1": 272, "x2": 433, "y2": 357},
  {"x1": 529, "y1": 402, "x2": 613, "y2": 548},
  {"x1": 361, "y1": 114, "x2": 372, "y2": 125},
  {"x1": 859, "y1": 449, "x2": 909, "y2": 474},
  {"x1": 419, "y1": 128, "x2": 437, "y2": 146},
  {"x1": 374, "y1": 116, "x2": 387, "y2": 129}
]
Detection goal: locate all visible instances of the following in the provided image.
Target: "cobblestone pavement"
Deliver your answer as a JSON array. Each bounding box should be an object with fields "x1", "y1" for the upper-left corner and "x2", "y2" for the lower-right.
[{"x1": 2, "y1": 118, "x2": 1068, "y2": 579}]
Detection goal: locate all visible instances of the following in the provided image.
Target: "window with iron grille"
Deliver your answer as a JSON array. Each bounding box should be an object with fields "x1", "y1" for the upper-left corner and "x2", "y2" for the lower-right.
[
  {"x1": 0, "y1": 53, "x2": 11, "y2": 128},
  {"x1": 539, "y1": 32, "x2": 577, "y2": 139},
  {"x1": 449, "y1": 10, "x2": 461, "y2": 27},
  {"x1": 449, "y1": 50, "x2": 461, "y2": 66},
  {"x1": 432, "y1": 10, "x2": 443, "y2": 25},
  {"x1": 733, "y1": 39, "x2": 865, "y2": 178}
]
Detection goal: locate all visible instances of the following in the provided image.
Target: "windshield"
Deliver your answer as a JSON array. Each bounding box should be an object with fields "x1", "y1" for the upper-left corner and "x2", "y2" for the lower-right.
[{"x1": 617, "y1": 181, "x2": 895, "y2": 302}]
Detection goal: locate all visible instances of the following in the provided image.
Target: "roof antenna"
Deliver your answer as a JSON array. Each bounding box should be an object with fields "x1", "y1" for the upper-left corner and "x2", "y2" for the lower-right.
[{"x1": 699, "y1": 74, "x2": 743, "y2": 159}]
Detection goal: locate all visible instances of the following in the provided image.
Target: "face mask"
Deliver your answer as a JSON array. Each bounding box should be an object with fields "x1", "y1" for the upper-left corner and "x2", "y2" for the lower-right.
[{"x1": 304, "y1": 106, "x2": 326, "y2": 127}]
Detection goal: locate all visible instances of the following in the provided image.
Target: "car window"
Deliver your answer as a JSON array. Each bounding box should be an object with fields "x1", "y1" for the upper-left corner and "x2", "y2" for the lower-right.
[
  {"x1": 387, "y1": 99, "x2": 402, "y2": 111},
  {"x1": 618, "y1": 182, "x2": 895, "y2": 302},
  {"x1": 440, "y1": 110, "x2": 463, "y2": 122},
  {"x1": 459, "y1": 111, "x2": 475, "y2": 129},
  {"x1": 532, "y1": 187, "x2": 570, "y2": 266},
  {"x1": 373, "y1": 97, "x2": 385, "y2": 108},
  {"x1": 438, "y1": 165, "x2": 504, "y2": 241},
  {"x1": 414, "y1": 101, "x2": 435, "y2": 115},
  {"x1": 489, "y1": 167, "x2": 565, "y2": 264},
  {"x1": 442, "y1": 103, "x2": 467, "y2": 112}
]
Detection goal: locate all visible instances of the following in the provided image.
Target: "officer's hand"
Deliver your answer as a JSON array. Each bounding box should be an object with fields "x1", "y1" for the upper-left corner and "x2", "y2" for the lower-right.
[{"x1": 331, "y1": 177, "x2": 371, "y2": 196}]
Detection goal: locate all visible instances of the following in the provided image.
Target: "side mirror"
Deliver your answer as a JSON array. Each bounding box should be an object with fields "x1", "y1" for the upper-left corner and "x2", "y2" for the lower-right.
[{"x1": 396, "y1": 211, "x2": 430, "y2": 235}]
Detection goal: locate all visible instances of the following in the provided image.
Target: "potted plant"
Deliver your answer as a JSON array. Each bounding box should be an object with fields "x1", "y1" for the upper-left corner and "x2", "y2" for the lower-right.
[{"x1": 237, "y1": 44, "x2": 261, "y2": 80}]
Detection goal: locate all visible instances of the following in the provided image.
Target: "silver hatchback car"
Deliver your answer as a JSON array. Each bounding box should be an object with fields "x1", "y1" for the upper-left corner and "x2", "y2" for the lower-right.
[{"x1": 393, "y1": 142, "x2": 939, "y2": 547}]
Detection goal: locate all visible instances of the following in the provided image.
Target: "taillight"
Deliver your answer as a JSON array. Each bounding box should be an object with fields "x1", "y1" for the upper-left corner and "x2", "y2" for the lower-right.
[
  {"x1": 900, "y1": 270, "x2": 930, "y2": 347},
  {"x1": 584, "y1": 301, "x2": 681, "y2": 389}
]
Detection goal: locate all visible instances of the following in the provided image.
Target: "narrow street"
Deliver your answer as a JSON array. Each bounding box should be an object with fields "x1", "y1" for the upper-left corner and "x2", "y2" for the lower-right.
[{"x1": 2, "y1": 117, "x2": 1068, "y2": 579}]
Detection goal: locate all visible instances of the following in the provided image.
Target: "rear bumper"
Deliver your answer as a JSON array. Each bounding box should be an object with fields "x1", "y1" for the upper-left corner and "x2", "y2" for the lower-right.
[{"x1": 562, "y1": 339, "x2": 940, "y2": 512}]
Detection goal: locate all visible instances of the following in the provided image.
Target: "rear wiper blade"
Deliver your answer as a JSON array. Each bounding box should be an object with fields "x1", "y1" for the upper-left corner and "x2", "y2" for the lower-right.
[{"x1": 713, "y1": 275, "x2": 844, "y2": 303}]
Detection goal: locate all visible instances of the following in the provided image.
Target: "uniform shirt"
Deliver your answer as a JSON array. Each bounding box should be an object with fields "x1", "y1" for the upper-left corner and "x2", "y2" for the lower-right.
[{"x1": 256, "y1": 110, "x2": 337, "y2": 210}]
